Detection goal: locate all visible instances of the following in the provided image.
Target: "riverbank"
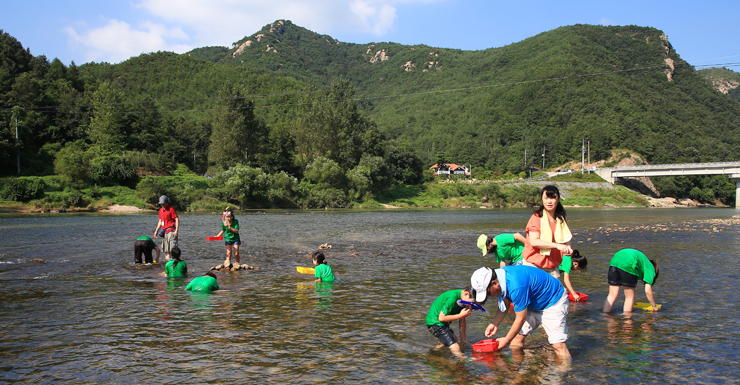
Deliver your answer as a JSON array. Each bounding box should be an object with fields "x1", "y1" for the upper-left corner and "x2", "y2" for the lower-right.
[{"x1": 0, "y1": 178, "x2": 721, "y2": 213}]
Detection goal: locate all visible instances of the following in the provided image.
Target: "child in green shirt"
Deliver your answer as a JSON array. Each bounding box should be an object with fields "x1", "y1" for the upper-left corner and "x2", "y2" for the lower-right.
[
  {"x1": 312, "y1": 251, "x2": 336, "y2": 282},
  {"x1": 558, "y1": 250, "x2": 587, "y2": 301},
  {"x1": 603, "y1": 249, "x2": 660, "y2": 312},
  {"x1": 186, "y1": 272, "x2": 219, "y2": 292},
  {"x1": 477, "y1": 233, "x2": 526, "y2": 267},
  {"x1": 425, "y1": 287, "x2": 474, "y2": 357},
  {"x1": 163, "y1": 246, "x2": 188, "y2": 278}
]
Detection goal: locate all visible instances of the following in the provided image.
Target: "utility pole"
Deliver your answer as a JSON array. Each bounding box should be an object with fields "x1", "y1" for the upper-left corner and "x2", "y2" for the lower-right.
[
  {"x1": 581, "y1": 138, "x2": 585, "y2": 173},
  {"x1": 524, "y1": 148, "x2": 527, "y2": 168},
  {"x1": 588, "y1": 141, "x2": 591, "y2": 172},
  {"x1": 15, "y1": 115, "x2": 20, "y2": 175},
  {"x1": 193, "y1": 146, "x2": 197, "y2": 175},
  {"x1": 542, "y1": 145, "x2": 546, "y2": 170}
]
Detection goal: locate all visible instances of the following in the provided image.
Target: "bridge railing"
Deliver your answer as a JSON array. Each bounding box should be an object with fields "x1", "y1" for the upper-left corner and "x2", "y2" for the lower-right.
[{"x1": 600, "y1": 161, "x2": 740, "y2": 171}]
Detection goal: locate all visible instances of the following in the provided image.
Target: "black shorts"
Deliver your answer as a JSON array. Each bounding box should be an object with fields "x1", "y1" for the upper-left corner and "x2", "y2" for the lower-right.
[
  {"x1": 134, "y1": 239, "x2": 154, "y2": 264},
  {"x1": 608, "y1": 266, "x2": 638, "y2": 288},
  {"x1": 427, "y1": 324, "x2": 458, "y2": 347}
]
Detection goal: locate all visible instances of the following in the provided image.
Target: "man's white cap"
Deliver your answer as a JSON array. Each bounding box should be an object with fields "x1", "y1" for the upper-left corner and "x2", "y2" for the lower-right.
[{"x1": 471, "y1": 267, "x2": 493, "y2": 303}]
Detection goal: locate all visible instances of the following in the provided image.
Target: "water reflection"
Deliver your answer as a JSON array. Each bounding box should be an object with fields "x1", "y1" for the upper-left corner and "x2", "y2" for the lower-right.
[
  {"x1": 605, "y1": 313, "x2": 655, "y2": 377},
  {"x1": 315, "y1": 281, "x2": 335, "y2": 311}
]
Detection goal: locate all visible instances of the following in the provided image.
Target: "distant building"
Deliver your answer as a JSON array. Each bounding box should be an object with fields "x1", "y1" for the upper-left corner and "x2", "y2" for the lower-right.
[{"x1": 430, "y1": 163, "x2": 471, "y2": 177}]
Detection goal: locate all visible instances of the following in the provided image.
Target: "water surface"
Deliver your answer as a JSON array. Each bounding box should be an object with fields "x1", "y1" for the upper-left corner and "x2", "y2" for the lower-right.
[{"x1": 1, "y1": 208, "x2": 739, "y2": 384}]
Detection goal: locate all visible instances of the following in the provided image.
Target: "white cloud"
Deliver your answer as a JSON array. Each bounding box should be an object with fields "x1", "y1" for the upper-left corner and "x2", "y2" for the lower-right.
[
  {"x1": 65, "y1": 18, "x2": 193, "y2": 63},
  {"x1": 65, "y1": 0, "x2": 441, "y2": 62},
  {"x1": 349, "y1": 1, "x2": 397, "y2": 36},
  {"x1": 599, "y1": 18, "x2": 614, "y2": 26},
  {"x1": 136, "y1": 0, "x2": 420, "y2": 45}
]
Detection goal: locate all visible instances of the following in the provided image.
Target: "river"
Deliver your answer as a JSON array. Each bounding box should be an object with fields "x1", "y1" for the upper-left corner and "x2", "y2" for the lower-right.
[{"x1": 1, "y1": 208, "x2": 739, "y2": 384}]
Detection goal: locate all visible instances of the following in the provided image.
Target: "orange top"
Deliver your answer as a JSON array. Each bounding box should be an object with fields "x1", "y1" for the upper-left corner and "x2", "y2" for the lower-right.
[{"x1": 521, "y1": 213, "x2": 563, "y2": 269}]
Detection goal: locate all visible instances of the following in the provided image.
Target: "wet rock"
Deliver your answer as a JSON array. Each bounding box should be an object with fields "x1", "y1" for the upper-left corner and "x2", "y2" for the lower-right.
[
  {"x1": 30, "y1": 258, "x2": 46, "y2": 263},
  {"x1": 210, "y1": 263, "x2": 258, "y2": 271}
]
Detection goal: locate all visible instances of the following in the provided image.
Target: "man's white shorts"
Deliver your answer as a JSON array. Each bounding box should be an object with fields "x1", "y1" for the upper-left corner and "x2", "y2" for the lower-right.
[{"x1": 518, "y1": 291, "x2": 569, "y2": 344}]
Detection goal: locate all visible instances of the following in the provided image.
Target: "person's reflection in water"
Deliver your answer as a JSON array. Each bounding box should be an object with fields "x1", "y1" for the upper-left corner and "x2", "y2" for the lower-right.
[
  {"x1": 165, "y1": 277, "x2": 186, "y2": 292},
  {"x1": 425, "y1": 351, "x2": 476, "y2": 384},
  {"x1": 471, "y1": 346, "x2": 570, "y2": 384},
  {"x1": 314, "y1": 281, "x2": 334, "y2": 311},
  {"x1": 605, "y1": 313, "x2": 656, "y2": 377},
  {"x1": 187, "y1": 291, "x2": 218, "y2": 313}
]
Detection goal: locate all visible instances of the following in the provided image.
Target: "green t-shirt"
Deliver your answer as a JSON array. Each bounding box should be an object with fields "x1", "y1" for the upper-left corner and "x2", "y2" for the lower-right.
[
  {"x1": 136, "y1": 236, "x2": 157, "y2": 249},
  {"x1": 222, "y1": 218, "x2": 240, "y2": 242},
  {"x1": 314, "y1": 263, "x2": 335, "y2": 282},
  {"x1": 494, "y1": 234, "x2": 524, "y2": 264},
  {"x1": 559, "y1": 255, "x2": 572, "y2": 274},
  {"x1": 609, "y1": 249, "x2": 657, "y2": 285},
  {"x1": 425, "y1": 289, "x2": 463, "y2": 327},
  {"x1": 165, "y1": 260, "x2": 188, "y2": 278},
  {"x1": 186, "y1": 276, "x2": 219, "y2": 292}
]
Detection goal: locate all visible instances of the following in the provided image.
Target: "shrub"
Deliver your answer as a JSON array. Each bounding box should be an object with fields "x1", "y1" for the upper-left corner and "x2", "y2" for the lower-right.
[
  {"x1": 0, "y1": 177, "x2": 46, "y2": 202},
  {"x1": 136, "y1": 177, "x2": 165, "y2": 207},
  {"x1": 89, "y1": 154, "x2": 138, "y2": 187},
  {"x1": 298, "y1": 182, "x2": 348, "y2": 208}
]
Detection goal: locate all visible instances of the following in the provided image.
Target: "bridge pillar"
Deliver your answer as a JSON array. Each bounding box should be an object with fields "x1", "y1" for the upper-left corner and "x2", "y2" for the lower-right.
[{"x1": 732, "y1": 176, "x2": 740, "y2": 209}]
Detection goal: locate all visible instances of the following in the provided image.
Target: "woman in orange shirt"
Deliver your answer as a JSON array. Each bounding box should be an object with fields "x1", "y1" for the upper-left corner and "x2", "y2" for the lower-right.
[{"x1": 521, "y1": 185, "x2": 573, "y2": 278}]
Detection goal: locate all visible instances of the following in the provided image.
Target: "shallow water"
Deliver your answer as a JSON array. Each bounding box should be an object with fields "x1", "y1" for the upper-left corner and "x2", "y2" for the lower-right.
[{"x1": 1, "y1": 208, "x2": 739, "y2": 384}]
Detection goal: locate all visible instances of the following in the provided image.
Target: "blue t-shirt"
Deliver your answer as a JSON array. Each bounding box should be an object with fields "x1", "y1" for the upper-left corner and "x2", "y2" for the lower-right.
[{"x1": 502, "y1": 265, "x2": 565, "y2": 312}]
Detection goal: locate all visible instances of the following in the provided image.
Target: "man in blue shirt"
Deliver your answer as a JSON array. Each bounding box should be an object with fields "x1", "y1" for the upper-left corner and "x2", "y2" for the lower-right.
[{"x1": 470, "y1": 265, "x2": 570, "y2": 357}]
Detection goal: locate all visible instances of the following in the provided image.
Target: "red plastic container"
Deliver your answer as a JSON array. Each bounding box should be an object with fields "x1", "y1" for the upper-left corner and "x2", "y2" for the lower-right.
[
  {"x1": 472, "y1": 339, "x2": 499, "y2": 353},
  {"x1": 206, "y1": 236, "x2": 224, "y2": 241},
  {"x1": 568, "y1": 292, "x2": 588, "y2": 301}
]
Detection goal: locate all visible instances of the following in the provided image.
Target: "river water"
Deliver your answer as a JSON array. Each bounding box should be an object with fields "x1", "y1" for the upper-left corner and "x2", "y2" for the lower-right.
[{"x1": 1, "y1": 208, "x2": 739, "y2": 384}]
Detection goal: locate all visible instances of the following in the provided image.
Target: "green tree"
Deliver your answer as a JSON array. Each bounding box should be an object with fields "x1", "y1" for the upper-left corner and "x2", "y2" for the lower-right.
[
  {"x1": 292, "y1": 79, "x2": 370, "y2": 170},
  {"x1": 88, "y1": 81, "x2": 126, "y2": 153},
  {"x1": 303, "y1": 157, "x2": 344, "y2": 186},
  {"x1": 54, "y1": 140, "x2": 89, "y2": 185},
  {"x1": 208, "y1": 84, "x2": 267, "y2": 171}
]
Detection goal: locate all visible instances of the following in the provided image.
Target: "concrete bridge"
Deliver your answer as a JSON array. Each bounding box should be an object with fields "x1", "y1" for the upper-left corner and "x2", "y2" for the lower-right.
[{"x1": 594, "y1": 162, "x2": 740, "y2": 208}]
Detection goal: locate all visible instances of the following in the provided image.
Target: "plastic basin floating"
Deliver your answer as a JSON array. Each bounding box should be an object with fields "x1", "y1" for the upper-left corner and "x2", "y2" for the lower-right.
[
  {"x1": 472, "y1": 339, "x2": 499, "y2": 353},
  {"x1": 635, "y1": 302, "x2": 661, "y2": 311},
  {"x1": 296, "y1": 266, "x2": 315, "y2": 274},
  {"x1": 568, "y1": 292, "x2": 588, "y2": 301},
  {"x1": 206, "y1": 236, "x2": 223, "y2": 241}
]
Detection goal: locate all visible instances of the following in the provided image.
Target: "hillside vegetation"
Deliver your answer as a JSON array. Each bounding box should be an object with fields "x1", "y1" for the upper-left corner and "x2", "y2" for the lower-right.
[
  {"x1": 697, "y1": 67, "x2": 740, "y2": 102},
  {"x1": 1, "y1": 21, "x2": 739, "y2": 209}
]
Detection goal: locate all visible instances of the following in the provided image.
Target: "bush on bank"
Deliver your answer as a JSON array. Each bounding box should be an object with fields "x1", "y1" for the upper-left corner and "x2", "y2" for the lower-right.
[{"x1": 0, "y1": 166, "x2": 653, "y2": 212}]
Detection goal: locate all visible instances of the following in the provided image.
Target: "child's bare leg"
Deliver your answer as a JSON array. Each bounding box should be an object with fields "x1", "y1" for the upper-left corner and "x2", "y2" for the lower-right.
[
  {"x1": 225, "y1": 245, "x2": 233, "y2": 265},
  {"x1": 622, "y1": 287, "x2": 636, "y2": 313},
  {"x1": 448, "y1": 342, "x2": 464, "y2": 358},
  {"x1": 603, "y1": 285, "x2": 621, "y2": 312},
  {"x1": 233, "y1": 244, "x2": 240, "y2": 264}
]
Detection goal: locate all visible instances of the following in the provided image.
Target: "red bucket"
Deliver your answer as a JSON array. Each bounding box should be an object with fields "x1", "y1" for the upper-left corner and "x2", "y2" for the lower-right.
[
  {"x1": 568, "y1": 292, "x2": 588, "y2": 301},
  {"x1": 472, "y1": 339, "x2": 499, "y2": 353}
]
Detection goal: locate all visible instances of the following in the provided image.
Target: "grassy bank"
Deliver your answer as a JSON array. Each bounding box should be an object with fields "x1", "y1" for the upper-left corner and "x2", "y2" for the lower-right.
[{"x1": 1, "y1": 174, "x2": 650, "y2": 213}]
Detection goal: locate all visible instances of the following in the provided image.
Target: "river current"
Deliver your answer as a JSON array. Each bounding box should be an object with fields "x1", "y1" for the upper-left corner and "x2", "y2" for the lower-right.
[{"x1": 1, "y1": 208, "x2": 739, "y2": 384}]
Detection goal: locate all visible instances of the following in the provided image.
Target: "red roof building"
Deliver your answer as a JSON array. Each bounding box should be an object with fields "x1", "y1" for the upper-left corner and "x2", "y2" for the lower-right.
[{"x1": 430, "y1": 163, "x2": 471, "y2": 177}]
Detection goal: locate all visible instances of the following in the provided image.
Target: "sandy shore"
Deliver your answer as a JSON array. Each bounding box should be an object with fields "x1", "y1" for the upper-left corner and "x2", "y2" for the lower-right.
[{"x1": 101, "y1": 204, "x2": 151, "y2": 213}]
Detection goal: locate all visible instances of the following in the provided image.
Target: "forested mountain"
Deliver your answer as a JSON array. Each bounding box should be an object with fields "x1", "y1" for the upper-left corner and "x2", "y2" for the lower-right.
[
  {"x1": 697, "y1": 67, "x2": 740, "y2": 102},
  {"x1": 2, "y1": 21, "x2": 740, "y2": 207},
  {"x1": 191, "y1": 20, "x2": 740, "y2": 169}
]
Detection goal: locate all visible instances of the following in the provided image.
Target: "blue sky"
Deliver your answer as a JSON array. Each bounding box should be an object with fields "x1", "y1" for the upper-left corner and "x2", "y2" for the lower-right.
[{"x1": 1, "y1": 0, "x2": 738, "y2": 69}]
